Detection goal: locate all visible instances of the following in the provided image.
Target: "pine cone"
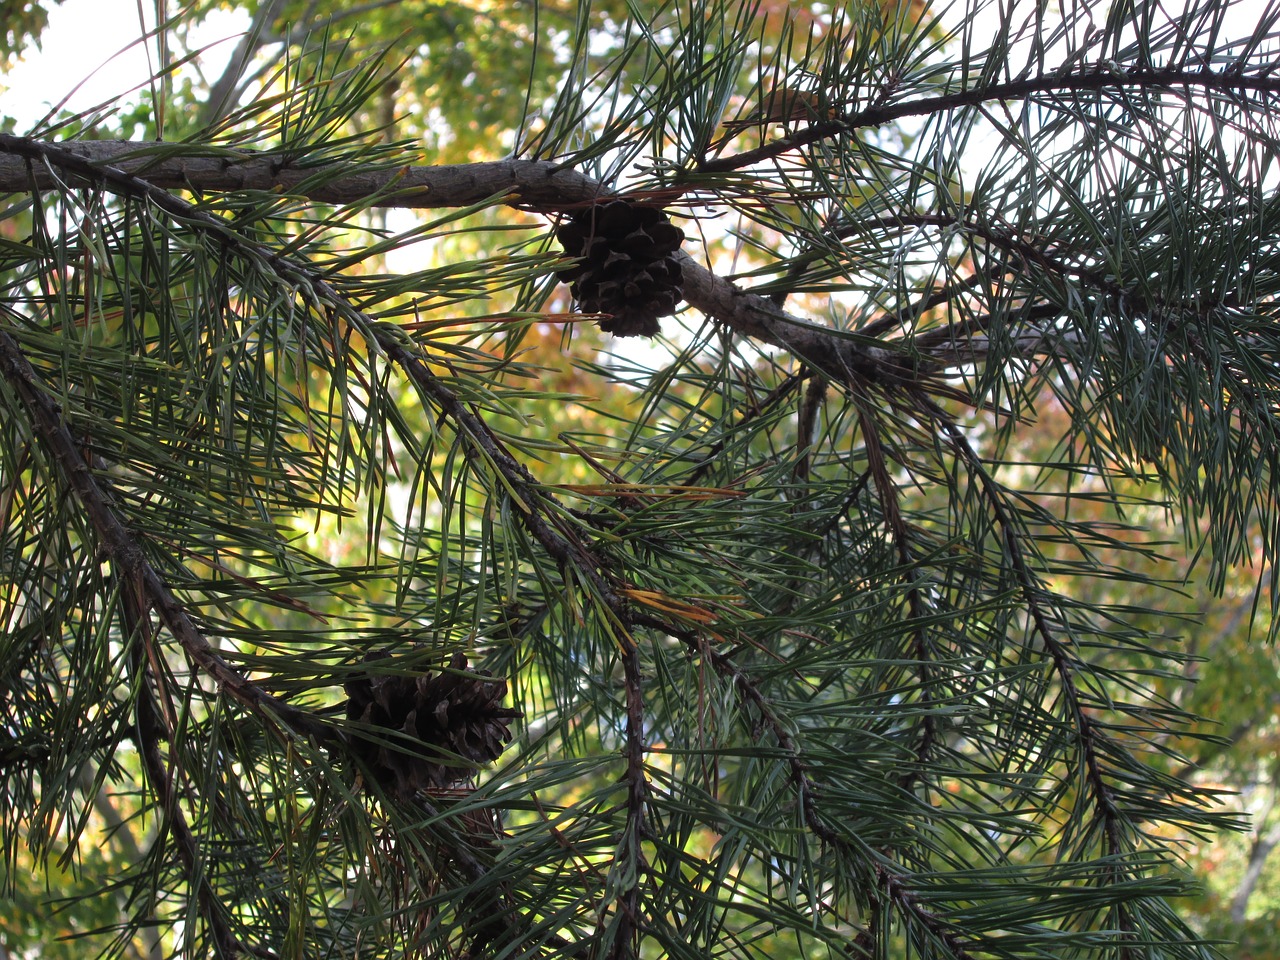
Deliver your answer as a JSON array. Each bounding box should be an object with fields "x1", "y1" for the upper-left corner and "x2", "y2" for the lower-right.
[
  {"x1": 344, "y1": 651, "x2": 521, "y2": 796},
  {"x1": 555, "y1": 199, "x2": 685, "y2": 337}
]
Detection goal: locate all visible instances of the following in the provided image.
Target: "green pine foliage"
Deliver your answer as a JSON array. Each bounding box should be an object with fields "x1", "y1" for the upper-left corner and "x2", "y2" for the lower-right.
[{"x1": 1, "y1": 0, "x2": 1279, "y2": 956}]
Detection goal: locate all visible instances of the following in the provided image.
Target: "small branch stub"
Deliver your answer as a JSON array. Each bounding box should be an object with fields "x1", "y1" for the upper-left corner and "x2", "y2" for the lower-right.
[
  {"x1": 555, "y1": 199, "x2": 685, "y2": 337},
  {"x1": 344, "y1": 651, "x2": 521, "y2": 797}
]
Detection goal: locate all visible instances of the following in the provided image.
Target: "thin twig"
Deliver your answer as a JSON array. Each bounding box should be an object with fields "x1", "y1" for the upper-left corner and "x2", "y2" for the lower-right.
[
  {"x1": 609, "y1": 647, "x2": 649, "y2": 960},
  {"x1": 851, "y1": 397, "x2": 938, "y2": 798},
  {"x1": 696, "y1": 65, "x2": 1280, "y2": 174},
  {"x1": 0, "y1": 136, "x2": 607, "y2": 210}
]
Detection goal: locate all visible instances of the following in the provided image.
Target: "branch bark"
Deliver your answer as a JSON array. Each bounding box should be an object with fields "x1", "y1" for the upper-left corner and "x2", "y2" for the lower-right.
[
  {"x1": 0, "y1": 137, "x2": 607, "y2": 210},
  {"x1": 0, "y1": 136, "x2": 940, "y2": 392}
]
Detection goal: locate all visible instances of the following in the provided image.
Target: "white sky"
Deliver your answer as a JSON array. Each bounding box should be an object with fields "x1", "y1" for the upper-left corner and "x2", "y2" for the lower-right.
[
  {"x1": 2, "y1": 0, "x2": 243, "y2": 131},
  {"x1": 8, "y1": 0, "x2": 1277, "y2": 133}
]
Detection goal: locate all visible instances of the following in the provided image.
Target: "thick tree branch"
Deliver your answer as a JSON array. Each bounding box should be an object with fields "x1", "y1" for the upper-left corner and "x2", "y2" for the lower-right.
[
  {"x1": 0, "y1": 136, "x2": 607, "y2": 210},
  {"x1": 0, "y1": 137, "x2": 934, "y2": 391},
  {"x1": 675, "y1": 250, "x2": 924, "y2": 386}
]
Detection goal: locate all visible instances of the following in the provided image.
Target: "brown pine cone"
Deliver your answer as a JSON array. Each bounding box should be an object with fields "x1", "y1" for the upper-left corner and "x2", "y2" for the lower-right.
[
  {"x1": 344, "y1": 651, "x2": 521, "y2": 797},
  {"x1": 555, "y1": 199, "x2": 685, "y2": 337}
]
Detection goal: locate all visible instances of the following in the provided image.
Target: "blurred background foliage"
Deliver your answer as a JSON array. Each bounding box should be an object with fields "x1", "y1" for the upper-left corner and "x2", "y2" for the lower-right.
[{"x1": 1, "y1": 0, "x2": 1279, "y2": 958}]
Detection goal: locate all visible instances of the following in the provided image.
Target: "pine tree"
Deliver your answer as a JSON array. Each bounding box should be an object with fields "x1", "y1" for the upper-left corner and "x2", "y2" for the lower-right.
[{"x1": 2, "y1": 0, "x2": 1278, "y2": 957}]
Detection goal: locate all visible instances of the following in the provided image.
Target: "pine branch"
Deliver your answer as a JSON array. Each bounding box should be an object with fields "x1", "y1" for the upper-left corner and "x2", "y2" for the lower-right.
[
  {"x1": 922, "y1": 394, "x2": 1142, "y2": 951},
  {"x1": 0, "y1": 1, "x2": 1268, "y2": 955},
  {"x1": 0, "y1": 136, "x2": 945, "y2": 393},
  {"x1": 0, "y1": 138, "x2": 930, "y2": 674},
  {"x1": 0, "y1": 316, "x2": 331, "y2": 743},
  {"x1": 17, "y1": 134, "x2": 1219, "y2": 407},
  {"x1": 0, "y1": 135, "x2": 674, "y2": 649},
  {"x1": 851, "y1": 397, "x2": 939, "y2": 798},
  {"x1": 0, "y1": 136, "x2": 618, "y2": 618},
  {"x1": 675, "y1": 249, "x2": 926, "y2": 387},
  {"x1": 0, "y1": 137, "x2": 607, "y2": 210},
  {"x1": 0, "y1": 313, "x2": 294, "y2": 955},
  {"x1": 381, "y1": 323, "x2": 658, "y2": 960},
  {"x1": 792, "y1": 376, "x2": 825, "y2": 483},
  {"x1": 634, "y1": 614, "x2": 982, "y2": 960},
  {"x1": 5, "y1": 127, "x2": 675, "y2": 956},
  {"x1": 696, "y1": 64, "x2": 1280, "y2": 175},
  {"x1": 120, "y1": 582, "x2": 261, "y2": 959},
  {"x1": 610, "y1": 648, "x2": 649, "y2": 960}
]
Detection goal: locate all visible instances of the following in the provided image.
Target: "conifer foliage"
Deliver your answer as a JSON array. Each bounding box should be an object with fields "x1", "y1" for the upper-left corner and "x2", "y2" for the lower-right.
[{"x1": 2, "y1": 0, "x2": 1280, "y2": 957}]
